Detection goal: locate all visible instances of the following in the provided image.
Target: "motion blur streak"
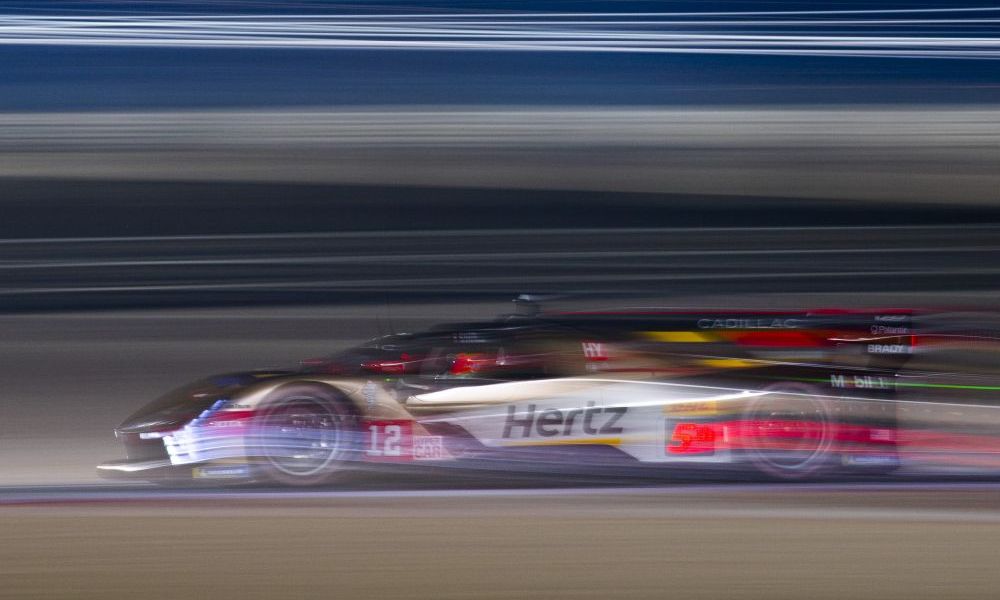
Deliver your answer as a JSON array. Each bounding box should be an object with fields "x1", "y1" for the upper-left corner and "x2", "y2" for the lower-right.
[
  {"x1": 5, "y1": 485, "x2": 1000, "y2": 600},
  {"x1": 2, "y1": 8, "x2": 1000, "y2": 57},
  {"x1": 2, "y1": 226, "x2": 1000, "y2": 311},
  {"x1": 2, "y1": 107, "x2": 999, "y2": 203},
  {"x1": 2, "y1": 1, "x2": 1000, "y2": 598}
]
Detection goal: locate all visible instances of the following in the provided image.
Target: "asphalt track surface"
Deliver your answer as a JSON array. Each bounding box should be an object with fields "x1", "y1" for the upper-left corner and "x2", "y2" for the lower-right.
[{"x1": 5, "y1": 481, "x2": 1000, "y2": 599}]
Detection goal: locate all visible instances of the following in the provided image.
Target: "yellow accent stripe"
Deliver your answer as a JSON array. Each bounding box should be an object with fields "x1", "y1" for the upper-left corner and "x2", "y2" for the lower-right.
[
  {"x1": 697, "y1": 358, "x2": 759, "y2": 369},
  {"x1": 663, "y1": 401, "x2": 717, "y2": 415},
  {"x1": 500, "y1": 437, "x2": 622, "y2": 447},
  {"x1": 641, "y1": 331, "x2": 717, "y2": 343}
]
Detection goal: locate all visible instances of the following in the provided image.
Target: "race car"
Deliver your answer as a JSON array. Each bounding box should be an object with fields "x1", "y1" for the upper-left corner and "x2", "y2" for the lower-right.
[{"x1": 98, "y1": 302, "x2": 912, "y2": 484}]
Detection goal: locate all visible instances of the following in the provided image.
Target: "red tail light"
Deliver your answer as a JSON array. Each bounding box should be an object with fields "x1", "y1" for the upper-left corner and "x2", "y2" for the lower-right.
[{"x1": 448, "y1": 353, "x2": 492, "y2": 375}]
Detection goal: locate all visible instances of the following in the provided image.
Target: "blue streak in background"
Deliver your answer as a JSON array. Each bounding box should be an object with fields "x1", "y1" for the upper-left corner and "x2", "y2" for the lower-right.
[{"x1": 0, "y1": 1, "x2": 998, "y2": 109}]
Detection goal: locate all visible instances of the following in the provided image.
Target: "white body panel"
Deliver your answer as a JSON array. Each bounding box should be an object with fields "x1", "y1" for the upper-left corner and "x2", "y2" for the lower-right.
[{"x1": 414, "y1": 378, "x2": 768, "y2": 464}]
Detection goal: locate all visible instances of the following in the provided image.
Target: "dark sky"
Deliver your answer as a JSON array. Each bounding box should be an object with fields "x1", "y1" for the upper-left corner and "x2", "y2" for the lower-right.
[{"x1": 1, "y1": 0, "x2": 998, "y2": 109}]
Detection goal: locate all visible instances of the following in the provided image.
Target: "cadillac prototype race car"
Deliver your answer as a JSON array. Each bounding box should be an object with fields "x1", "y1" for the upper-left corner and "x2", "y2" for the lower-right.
[{"x1": 99, "y1": 301, "x2": 914, "y2": 485}]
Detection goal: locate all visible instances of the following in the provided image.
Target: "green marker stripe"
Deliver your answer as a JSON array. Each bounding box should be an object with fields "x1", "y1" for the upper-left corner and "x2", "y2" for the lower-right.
[{"x1": 790, "y1": 376, "x2": 1000, "y2": 392}]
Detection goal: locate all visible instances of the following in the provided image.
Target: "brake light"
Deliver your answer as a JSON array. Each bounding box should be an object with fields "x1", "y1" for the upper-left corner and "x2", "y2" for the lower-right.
[{"x1": 449, "y1": 353, "x2": 491, "y2": 375}]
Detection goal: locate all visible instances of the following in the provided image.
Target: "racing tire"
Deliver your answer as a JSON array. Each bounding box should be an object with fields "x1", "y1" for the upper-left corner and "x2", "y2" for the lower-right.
[
  {"x1": 741, "y1": 382, "x2": 836, "y2": 481},
  {"x1": 253, "y1": 384, "x2": 360, "y2": 487}
]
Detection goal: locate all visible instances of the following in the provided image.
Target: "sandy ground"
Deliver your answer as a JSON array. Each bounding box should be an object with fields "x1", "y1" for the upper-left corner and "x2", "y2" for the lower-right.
[{"x1": 4, "y1": 485, "x2": 1000, "y2": 600}]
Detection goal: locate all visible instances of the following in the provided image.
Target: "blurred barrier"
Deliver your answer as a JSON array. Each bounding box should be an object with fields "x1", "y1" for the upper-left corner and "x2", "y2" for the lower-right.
[
  {"x1": 1, "y1": 108, "x2": 999, "y2": 203},
  {"x1": 2, "y1": 225, "x2": 1000, "y2": 310}
]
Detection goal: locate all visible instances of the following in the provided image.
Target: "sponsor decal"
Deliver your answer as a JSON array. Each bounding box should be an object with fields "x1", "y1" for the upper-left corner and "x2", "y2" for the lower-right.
[
  {"x1": 829, "y1": 374, "x2": 896, "y2": 390},
  {"x1": 667, "y1": 422, "x2": 716, "y2": 455},
  {"x1": 192, "y1": 465, "x2": 251, "y2": 479},
  {"x1": 502, "y1": 402, "x2": 626, "y2": 438},
  {"x1": 696, "y1": 318, "x2": 800, "y2": 330},
  {"x1": 413, "y1": 436, "x2": 445, "y2": 460},
  {"x1": 870, "y1": 325, "x2": 910, "y2": 335},
  {"x1": 365, "y1": 419, "x2": 412, "y2": 461},
  {"x1": 581, "y1": 341, "x2": 608, "y2": 361},
  {"x1": 867, "y1": 344, "x2": 912, "y2": 354},
  {"x1": 363, "y1": 421, "x2": 448, "y2": 461},
  {"x1": 363, "y1": 380, "x2": 378, "y2": 409},
  {"x1": 664, "y1": 400, "x2": 719, "y2": 416},
  {"x1": 874, "y1": 314, "x2": 909, "y2": 322},
  {"x1": 452, "y1": 332, "x2": 489, "y2": 343},
  {"x1": 206, "y1": 419, "x2": 247, "y2": 428},
  {"x1": 841, "y1": 454, "x2": 899, "y2": 466}
]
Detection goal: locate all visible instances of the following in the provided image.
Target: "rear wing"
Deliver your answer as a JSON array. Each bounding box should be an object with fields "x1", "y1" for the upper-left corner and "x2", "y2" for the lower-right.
[{"x1": 542, "y1": 308, "x2": 917, "y2": 366}]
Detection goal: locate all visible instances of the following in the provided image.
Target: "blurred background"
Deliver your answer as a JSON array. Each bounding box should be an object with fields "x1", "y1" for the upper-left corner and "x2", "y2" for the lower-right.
[{"x1": 2, "y1": 1, "x2": 1000, "y2": 599}]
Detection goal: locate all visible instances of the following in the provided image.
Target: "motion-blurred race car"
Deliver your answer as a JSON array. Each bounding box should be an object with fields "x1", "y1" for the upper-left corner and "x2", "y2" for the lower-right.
[{"x1": 99, "y1": 301, "x2": 913, "y2": 484}]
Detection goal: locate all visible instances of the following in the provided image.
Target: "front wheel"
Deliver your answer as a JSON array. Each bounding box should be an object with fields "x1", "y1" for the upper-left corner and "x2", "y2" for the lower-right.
[{"x1": 253, "y1": 384, "x2": 359, "y2": 486}]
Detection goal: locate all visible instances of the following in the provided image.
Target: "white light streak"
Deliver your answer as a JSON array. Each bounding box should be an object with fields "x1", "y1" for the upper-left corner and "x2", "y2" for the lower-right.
[{"x1": 0, "y1": 9, "x2": 998, "y2": 58}]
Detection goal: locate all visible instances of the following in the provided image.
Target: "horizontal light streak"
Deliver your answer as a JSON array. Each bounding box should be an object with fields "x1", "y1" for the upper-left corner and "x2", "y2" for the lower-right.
[
  {"x1": 8, "y1": 8, "x2": 1000, "y2": 18},
  {"x1": 3, "y1": 245, "x2": 995, "y2": 271},
  {"x1": 0, "y1": 11, "x2": 998, "y2": 58},
  {"x1": 2, "y1": 108, "x2": 997, "y2": 146}
]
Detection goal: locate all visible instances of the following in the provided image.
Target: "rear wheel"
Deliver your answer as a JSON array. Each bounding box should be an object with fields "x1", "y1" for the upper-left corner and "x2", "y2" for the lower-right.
[
  {"x1": 741, "y1": 383, "x2": 835, "y2": 480},
  {"x1": 253, "y1": 384, "x2": 359, "y2": 486}
]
